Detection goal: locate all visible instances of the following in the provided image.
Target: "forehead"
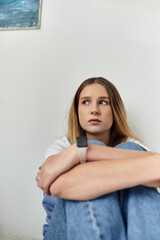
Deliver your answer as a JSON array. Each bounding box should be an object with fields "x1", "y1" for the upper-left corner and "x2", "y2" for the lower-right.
[{"x1": 80, "y1": 83, "x2": 109, "y2": 97}]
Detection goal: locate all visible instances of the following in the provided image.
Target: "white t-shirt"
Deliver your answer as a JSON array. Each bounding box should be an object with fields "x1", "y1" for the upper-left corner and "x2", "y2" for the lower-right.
[{"x1": 44, "y1": 136, "x2": 160, "y2": 193}]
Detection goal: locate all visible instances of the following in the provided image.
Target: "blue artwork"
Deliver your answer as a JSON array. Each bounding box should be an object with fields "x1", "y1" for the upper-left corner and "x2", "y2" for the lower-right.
[{"x1": 0, "y1": 0, "x2": 42, "y2": 30}]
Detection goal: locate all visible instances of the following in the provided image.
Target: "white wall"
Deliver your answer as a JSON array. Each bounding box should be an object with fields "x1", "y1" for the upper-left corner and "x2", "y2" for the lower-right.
[{"x1": 1, "y1": 0, "x2": 160, "y2": 239}]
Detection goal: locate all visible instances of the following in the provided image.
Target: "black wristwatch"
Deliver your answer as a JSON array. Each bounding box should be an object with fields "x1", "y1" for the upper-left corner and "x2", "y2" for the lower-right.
[{"x1": 76, "y1": 136, "x2": 88, "y2": 163}]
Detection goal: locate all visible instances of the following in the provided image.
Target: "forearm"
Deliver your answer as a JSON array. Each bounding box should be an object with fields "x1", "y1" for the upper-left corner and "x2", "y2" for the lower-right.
[
  {"x1": 50, "y1": 154, "x2": 160, "y2": 201},
  {"x1": 87, "y1": 144, "x2": 155, "y2": 162},
  {"x1": 143, "y1": 180, "x2": 160, "y2": 188}
]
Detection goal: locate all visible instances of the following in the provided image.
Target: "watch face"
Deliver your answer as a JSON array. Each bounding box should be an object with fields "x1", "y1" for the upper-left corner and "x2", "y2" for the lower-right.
[{"x1": 77, "y1": 136, "x2": 88, "y2": 147}]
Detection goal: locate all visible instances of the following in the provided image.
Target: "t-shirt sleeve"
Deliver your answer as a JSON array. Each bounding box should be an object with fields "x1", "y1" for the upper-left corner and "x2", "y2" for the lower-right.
[{"x1": 44, "y1": 137, "x2": 70, "y2": 161}]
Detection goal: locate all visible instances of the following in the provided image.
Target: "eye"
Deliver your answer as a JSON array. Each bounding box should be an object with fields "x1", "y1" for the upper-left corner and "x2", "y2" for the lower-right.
[
  {"x1": 82, "y1": 100, "x2": 89, "y2": 105},
  {"x1": 99, "y1": 100, "x2": 109, "y2": 105}
]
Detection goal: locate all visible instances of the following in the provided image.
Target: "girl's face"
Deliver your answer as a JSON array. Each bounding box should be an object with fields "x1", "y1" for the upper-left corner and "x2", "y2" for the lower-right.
[{"x1": 78, "y1": 83, "x2": 113, "y2": 144}]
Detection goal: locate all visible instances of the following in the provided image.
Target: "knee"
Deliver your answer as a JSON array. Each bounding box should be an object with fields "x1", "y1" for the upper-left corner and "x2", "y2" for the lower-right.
[
  {"x1": 88, "y1": 140, "x2": 107, "y2": 146},
  {"x1": 115, "y1": 141, "x2": 147, "y2": 151}
]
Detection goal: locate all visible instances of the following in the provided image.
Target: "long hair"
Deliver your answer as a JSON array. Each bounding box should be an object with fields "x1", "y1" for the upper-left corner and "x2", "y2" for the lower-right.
[{"x1": 67, "y1": 77, "x2": 140, "y2": 146}]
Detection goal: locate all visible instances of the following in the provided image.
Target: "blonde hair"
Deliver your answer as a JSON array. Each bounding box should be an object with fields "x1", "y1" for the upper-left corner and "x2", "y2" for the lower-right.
[{"x1": 67, "y1": 77, "x2": 141, "y2": 146}]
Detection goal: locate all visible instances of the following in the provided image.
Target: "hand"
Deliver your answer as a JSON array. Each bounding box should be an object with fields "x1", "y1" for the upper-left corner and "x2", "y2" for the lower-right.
[
  {"x1": 36, "y1": 143, "x2": 79, "y2": 195},
  {"x1": 142, "y1": 180, "x2": 160, "y2": 188}
]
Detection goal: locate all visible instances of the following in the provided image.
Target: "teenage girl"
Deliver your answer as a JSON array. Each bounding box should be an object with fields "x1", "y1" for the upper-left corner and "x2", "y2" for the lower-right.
[{"x1": 36, "y1": 77, "x2": 160, "y2": 240}]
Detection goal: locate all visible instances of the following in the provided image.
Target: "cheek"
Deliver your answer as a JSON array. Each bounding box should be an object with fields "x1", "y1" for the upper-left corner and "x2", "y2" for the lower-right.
[
  {"x1": 105, "y1": 108, "x2": 113, "y2": 123},
  {"x1": 78, "y1": 107, "x2": 84, "y2": 125},
  {"x1": 78, "y1": 107, "x2": 89, "y2": 129},
  {"x1": 78, "y1": 106, "x2": 87, "y2": 118}
]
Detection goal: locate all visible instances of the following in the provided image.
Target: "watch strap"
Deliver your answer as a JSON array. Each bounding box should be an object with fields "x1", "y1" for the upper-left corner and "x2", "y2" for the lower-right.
[{"x1": 77, "y1": 147, "x2": 87, "y2": 164}]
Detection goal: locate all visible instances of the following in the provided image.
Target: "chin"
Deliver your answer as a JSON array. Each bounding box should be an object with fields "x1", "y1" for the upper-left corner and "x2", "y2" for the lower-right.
[{"x1": 86, "y1": 131, "x2": 103, "y2": 136}]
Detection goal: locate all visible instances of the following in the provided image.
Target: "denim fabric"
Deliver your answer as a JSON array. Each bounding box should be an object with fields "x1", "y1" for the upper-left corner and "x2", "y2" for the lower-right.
[
  {"x1": 44, "y1": 141, "x2": 160, "y2": 240},
  {"x1": 44, "y1": 196, "x2": 67, "y2": 240},
  {"x1": 42, "y1": 193, "x2": 57, "y2": 236}
]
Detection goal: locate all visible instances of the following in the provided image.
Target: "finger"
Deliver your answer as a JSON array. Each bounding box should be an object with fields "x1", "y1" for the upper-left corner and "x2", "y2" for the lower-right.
[
  {"x1": 44, "y1": 187, "x2": 50, "y2": 196},
  {"x1": 35, "y1": 172, "x2": 39, "y2": 182},
  {"x1": 36, "y1": 174, "x2": 48, "y2": 193},
  {"x1": 36, "y1": 169, "x2": 56, "y2": 194},
  {"x1": 42, "y1": 180, "x2": 51, "y2": 196},
  {"x1": 36, "y1": 175, "x2": 40, "y2": 182},
  {"x1": 36, "y1": 173, "x2": 44, "y2": 189},
  {"x1": 37, "y1": 178, "x2": 43, "y2": 190},
  {"x1": 41, "y1": 176, "x2": 54, "y2": 196}
]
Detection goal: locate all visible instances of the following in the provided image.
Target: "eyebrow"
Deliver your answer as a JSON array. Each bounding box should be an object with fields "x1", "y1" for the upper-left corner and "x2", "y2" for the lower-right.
[{"x1": 80, "y1": 96, "x2": 110, "y2": 100}]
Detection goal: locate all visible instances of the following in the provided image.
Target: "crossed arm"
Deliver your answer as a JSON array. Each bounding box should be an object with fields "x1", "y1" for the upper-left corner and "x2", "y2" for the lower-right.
[{"x1": 36, "y1": 143, "x2": 160, "y2": 200}]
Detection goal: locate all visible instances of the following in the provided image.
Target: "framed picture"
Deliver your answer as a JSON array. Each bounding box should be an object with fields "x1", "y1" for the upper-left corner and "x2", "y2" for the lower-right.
[{"x1": 0, "y1": 0, "x2": 42, "y2": 30}]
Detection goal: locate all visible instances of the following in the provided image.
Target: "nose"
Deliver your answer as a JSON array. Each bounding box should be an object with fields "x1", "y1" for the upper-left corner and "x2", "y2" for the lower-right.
[{"x1": 91, "y1": 103, "x2": 100, "y2": 115}]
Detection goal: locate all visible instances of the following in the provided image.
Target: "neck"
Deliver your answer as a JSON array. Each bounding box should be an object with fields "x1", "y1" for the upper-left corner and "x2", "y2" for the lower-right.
[{"x1": 86, "y1": 132, "x2": 110, "y2": 145}]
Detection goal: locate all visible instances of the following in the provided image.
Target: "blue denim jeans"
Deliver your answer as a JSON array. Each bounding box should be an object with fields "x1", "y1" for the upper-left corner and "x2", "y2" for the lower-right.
[{"x1": 44, "y1": 141, "x2": 160, "y2": 240}]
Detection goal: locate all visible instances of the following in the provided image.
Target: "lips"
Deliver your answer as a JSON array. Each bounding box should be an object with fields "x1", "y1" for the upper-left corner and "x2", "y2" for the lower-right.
[{"x1": 88, "y1": 119, "x2": 101, "y2": 124}]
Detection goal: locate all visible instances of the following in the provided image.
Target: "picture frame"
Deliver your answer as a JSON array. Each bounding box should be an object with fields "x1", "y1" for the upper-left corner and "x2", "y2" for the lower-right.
[{"x1": 0, "y1": 0, "x2": 42, "y2": 30}]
